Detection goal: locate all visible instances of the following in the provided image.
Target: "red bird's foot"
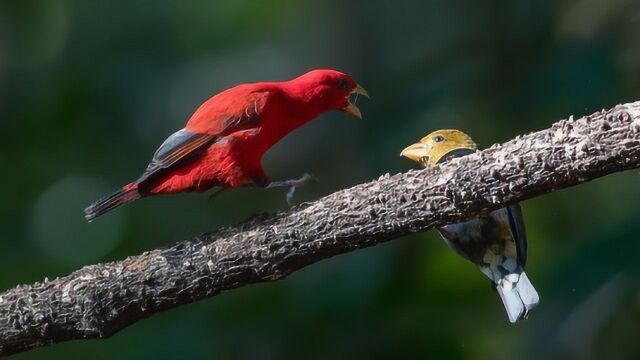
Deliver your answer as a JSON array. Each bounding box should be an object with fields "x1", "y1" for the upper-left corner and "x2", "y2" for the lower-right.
[{"x1": 267, "y1": 173, "x2": 317, "y2": 205}]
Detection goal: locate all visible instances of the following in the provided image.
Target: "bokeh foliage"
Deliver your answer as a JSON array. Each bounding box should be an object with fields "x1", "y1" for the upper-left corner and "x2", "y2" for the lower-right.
[{"x1": 0, "y1": 0, "x2": 639, "y2": 359}]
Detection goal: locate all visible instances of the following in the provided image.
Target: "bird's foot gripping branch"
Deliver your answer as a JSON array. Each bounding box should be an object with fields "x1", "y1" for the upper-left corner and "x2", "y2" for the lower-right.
[{"x1": 1, "y1": 101, "x2": 640, "y2": 356}]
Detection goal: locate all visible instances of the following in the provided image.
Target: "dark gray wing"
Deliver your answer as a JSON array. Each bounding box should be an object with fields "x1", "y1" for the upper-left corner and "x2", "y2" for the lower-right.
[
  {"x1": 506, "y1": 204, "x2": 527, "y2": 267},
  {"x1": 136, "y1": 129, "x2": 217, "y2": 184}
]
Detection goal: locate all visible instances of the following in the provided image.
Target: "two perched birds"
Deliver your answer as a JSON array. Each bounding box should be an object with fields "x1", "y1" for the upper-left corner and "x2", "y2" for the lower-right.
[
  {"x1": 401, "y1": 130, "x2": 539, "y2": 323},
  {"x1": 85, "y1": 69, "x2": 538, "y2": 323}
]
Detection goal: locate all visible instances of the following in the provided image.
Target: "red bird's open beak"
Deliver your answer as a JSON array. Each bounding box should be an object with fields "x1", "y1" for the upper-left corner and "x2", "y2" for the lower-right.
[{"x1": 343, "y1": 84, "x2": 369, "y2": 119}]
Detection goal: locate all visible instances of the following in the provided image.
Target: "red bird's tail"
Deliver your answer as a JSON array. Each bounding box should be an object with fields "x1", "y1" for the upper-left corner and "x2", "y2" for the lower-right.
[{"x1": 84, "y1": 184, "x2": 141, "y2": 222}]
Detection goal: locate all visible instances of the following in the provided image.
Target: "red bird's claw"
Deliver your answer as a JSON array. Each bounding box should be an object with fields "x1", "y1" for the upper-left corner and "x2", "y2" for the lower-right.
[
  {"x1": 286, "y1": 187, "x2": 297, "y2": 205},
  {"x1": 266, "y1": 173, "x2": 318, "y2": 204},
  {"x1": 266, "y1": 173, "x2": 317, "y2": 189},
  {"x1": 295, "y1": 173, "x2": 317, "y2": 187},
  {"x1": 286, "y1": 173, "x2": 318, "y2": 204}
]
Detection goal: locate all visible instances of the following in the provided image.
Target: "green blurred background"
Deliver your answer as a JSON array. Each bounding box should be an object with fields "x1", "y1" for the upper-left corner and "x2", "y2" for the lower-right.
[{"x1": 1, "y1": 0, "x2": 639, "y2": 359}]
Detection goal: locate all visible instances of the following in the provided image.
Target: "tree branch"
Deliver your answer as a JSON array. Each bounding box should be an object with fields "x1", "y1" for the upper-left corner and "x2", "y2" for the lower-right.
[{"x1": 1, "y1": 101, "x2": 640, "y2": 356}]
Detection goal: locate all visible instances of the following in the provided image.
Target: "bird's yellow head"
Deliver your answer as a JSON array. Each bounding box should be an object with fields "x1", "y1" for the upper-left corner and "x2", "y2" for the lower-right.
[{"x1": 400, "y1": 129, "x2": 478, "y2": 168}]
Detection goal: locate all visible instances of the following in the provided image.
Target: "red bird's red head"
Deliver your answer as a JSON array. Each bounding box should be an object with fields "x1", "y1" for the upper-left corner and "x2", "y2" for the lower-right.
[{"x1": 285, "y1": 69, "x2": 369, "y2": 119}]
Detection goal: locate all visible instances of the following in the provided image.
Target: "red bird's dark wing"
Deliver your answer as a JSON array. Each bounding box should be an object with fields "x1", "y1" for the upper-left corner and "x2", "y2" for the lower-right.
[{"x1": 136, "y1": 129, "x2": 217, "y2": 184}]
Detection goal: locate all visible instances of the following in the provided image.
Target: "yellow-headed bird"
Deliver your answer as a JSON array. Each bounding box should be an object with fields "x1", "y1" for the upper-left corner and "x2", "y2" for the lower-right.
[{"x1": 401, "y1": 129, "x2": 539, "y2": 323}]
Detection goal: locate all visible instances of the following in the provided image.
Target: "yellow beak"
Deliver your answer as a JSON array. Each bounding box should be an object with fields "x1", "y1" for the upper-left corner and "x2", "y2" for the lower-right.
[
  {"x1": 400, "y1": 142, "x2": 428, "y2": 163},
  {"x1": 343, "y1": 84, "x2": 369, "y2": 119}
]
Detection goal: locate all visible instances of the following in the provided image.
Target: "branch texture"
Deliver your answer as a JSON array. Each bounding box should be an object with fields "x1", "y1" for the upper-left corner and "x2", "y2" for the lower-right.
[{"x1": 1, "y1": 101, "x2": 640, "y2": 356}]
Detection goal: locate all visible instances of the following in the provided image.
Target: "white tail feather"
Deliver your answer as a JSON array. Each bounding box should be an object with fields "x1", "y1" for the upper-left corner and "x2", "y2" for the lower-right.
[
  {"x1": 495, "y1": 271, "x2": 539, "y2": 323},
  {"x1": 517, "y1": 272, "x2": 540, "y2": 312}
]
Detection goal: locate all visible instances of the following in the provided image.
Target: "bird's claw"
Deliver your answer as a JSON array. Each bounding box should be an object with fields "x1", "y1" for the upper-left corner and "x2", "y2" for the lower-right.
[
  {"x1": 267, "y1": 173, "x2": 318, "y2": 205},
  {"x1": 285, "y1": 187, "x2": 296, "y2": 205},
  {"x1": 288, "y1": 173, "x2": 317, "y2": 187}
]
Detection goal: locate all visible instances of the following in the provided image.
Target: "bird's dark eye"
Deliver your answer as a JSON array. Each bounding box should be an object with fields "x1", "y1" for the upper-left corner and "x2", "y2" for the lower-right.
[
  {"x1": 337, "y1": 79, "x2": 349, "y2": 90},
  {"x1": 433, "y1": 135, "x2": 445, "y2": 143}
]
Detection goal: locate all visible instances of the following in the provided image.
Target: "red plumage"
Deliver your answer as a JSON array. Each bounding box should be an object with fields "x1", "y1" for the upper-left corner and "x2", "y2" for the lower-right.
[{"x1": 85, "y1": 69, "x2": 367, "y2": 221}]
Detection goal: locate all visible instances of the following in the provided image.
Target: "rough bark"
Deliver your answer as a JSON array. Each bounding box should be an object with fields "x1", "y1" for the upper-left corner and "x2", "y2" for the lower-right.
[{"x1": 1, "y1": 101, "x2": 640, "y2": 356}]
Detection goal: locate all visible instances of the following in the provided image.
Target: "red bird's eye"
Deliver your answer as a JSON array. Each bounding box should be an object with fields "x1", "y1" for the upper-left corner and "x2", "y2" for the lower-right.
[{"x1": 337, "y1": 79, "x2": 349, "y2": 90}]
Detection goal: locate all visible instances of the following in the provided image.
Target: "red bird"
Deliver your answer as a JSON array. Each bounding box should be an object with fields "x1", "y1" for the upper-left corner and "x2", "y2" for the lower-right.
[{"x1": 84, "y1": 69, "x2": 368, "y2": 222}]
